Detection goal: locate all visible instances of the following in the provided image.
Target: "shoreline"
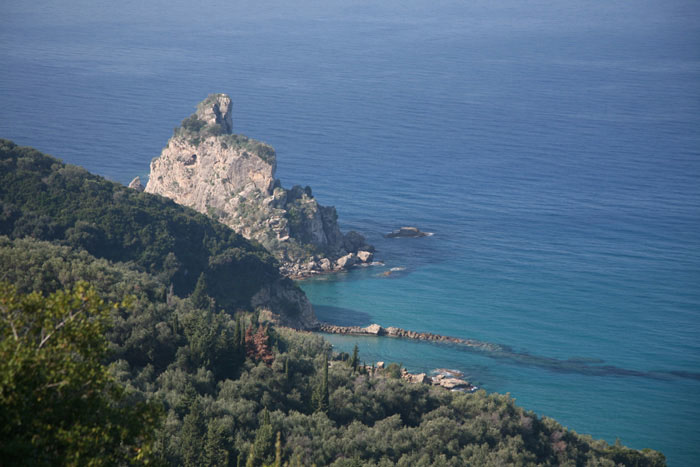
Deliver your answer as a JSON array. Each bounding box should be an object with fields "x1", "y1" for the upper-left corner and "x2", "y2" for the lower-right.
[
  {"x1": 318, "y1": 323, "x2": 481, "y2": 392},
  {"x1": 287, "y1": 261, "x2": 384, "y2": 281},
  {"x1": 353, "y1": 361, "x2": 479, "y2": 392}
]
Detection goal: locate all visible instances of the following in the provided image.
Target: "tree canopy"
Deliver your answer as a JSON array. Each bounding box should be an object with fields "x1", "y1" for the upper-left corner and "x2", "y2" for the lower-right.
[
  {"x1": 0, "y1": 282, "x2": 160, "y2": 465},
  {"x1": 0, "y1": 138, "x2": 283, "y2": 312}
]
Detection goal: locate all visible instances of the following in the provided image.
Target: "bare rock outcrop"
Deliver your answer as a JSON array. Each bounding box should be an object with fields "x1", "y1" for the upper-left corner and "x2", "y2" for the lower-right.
[
  {"x1": 146, "y1": 94, "x2": 373, "y2": 277},
  {"x1": 362, "y1": 323, "x2": 384, "y2": 335},
  {"x1": 128, "y1": 176, "x2": 145, "y2": 191},
  {"x1": 251, "y1": 279, "x2": 319, "y2": 329}
]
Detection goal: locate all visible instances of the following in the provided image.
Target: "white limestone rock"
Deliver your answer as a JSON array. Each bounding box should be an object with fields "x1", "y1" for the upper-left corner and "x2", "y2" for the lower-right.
[
  {"x1": 336, "y1": 253, "x2": 357, "y2": 269},
  {"x1": 146, "y1": 93, "x2": 373, "y2": 275},
  {"x1": 357, "y1": 250, "x2": 373, "y2": 263},
  {"x1": 319, "y1": 258, "x2": 332, "y2": 271},
  {"x1": 128, "y1": 176, "x2": 145, "y2": 191},
  {"x1": 362, "y1": 323, "x2": 383, "y2": 335}
]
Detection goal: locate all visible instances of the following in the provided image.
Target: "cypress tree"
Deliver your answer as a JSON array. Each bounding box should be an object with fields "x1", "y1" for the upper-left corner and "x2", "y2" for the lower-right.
[
  {"x1": 313, "y1": 353, "x2": 329, "y2": 414},
  {"x1": 274, "y1": 431, "x2": 282, "y2": 467},
  {"x1": 350, "y1": 343, "x2": 359, "y2": 373},
  {"x1": 190, "y1": 272, "x2": 211, "y2": 310},
  {"x1": 252, "y1": 409, "x2": 274, "y2": 464},
  {"x1": 239, "y1": 317, "x2": 247, "y2": 349},
  {"x1": 233, "y1": 315, "x2": 242, "y2": 350},
  {"x1": 245, "y1": 445, "x2": 255, "y2": 467},
  {"x1": 233, "y1": 314, "x2": 244, "y2": 369}
]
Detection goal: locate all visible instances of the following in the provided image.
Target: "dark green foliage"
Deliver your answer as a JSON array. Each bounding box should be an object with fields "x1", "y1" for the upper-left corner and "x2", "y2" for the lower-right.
[
  {"x1": 180, "y1": 114, "x2": 207, "y2": 134},
  {"x1": 0, "y1": 282, "x2": 161, "y2": 465},
  {"x1": 0, "y1": 236, "x2": 666, "y2": 466},
  {"x1": 190, "y1": 272, "x2": 213, "y2": 311},
  {"x1": 385, "y1": 362, "x2": 402, "y2": 379},
  {"x1": 312, "y1": 352, "x2": 330, "y2": 414},
  {"x1": 180, "y1": 398, "x2": 207, "y2": 466},
  {"x1": 0, "y1": 139, "x2": 283, "y2": 311},
  {"x1": 221, "y1": 134, "x2": 276, "y2": 165},
  {"x1": 252, "y1": 409, "x2": 275, "y2": 465},
  {"x1": 349, "y1": 343, "x2": 359, "y2": 373},
  {"x1": 204, "y1": 418, "x2": 232, "y2": 466},
  {"x1": 0, "y1": 236, "x2": 244, "y2": 379},
  {"x1": 172, "y1": 112, "x2": 275, "y2": 164}
]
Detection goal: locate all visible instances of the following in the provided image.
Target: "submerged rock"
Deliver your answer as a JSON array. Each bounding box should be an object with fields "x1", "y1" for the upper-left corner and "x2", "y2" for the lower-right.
[
  {"x1": 385, "y1": 226, "x2": 431, "y2": 238},
  {"x1": 146, "y1": 94, "x2": 373, "y2": 276}
]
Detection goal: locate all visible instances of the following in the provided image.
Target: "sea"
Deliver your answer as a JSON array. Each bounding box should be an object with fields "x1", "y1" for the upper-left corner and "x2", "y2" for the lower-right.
[{"x1": 1, "y1": 0, "x2": 699, "y2": 464}]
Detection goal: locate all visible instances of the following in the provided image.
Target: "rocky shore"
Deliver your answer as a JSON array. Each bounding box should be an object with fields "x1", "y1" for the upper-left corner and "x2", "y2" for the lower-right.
[
  {"x1": 319, "y1": 322, "x2": 502, "y2": 352},
  {"x1": 350, "y1": 361, "x2": 477, "y2": 392}
]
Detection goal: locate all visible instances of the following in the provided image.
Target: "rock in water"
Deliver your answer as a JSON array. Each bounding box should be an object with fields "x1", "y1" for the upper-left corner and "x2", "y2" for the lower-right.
[
  {"x1": 362, "y1": 323, "x2": 384, "y2": 335},
  {"x1": 146, "y1": 94, "x2": 373, "y2": 276},
  {"x1": 356, "y1": 250, "x2": 373, "y2": 263},
  {"x1": 385, "y1": 226, "x2": 430, "y2": 238}
]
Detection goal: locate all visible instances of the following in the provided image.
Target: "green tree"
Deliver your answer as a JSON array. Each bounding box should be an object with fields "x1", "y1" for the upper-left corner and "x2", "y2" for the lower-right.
[
  {"x1": 274, "y1": 431, "x2": 282, "y2": 467},
  {"x1": 385, "y1": 362, "x2": 402, "y2": 379},
  {"x1": 0, "y1": 282, "x2": 160, "y2": 465},
  {"x1": 252, "y1": 409, "x2": 274, "y2": 465},
  {"x1": 190, "y1": 272, "x2": 212, "y2": 311},
  {"x1": 180, "y1": 397, "x2": 208, "y2": 466},
  {"x1": 349, "y1": 343, "x2": 359, "y2": 373},
  {"x1": 312, "y1": 353, "x2": 329, "y2": 414}
]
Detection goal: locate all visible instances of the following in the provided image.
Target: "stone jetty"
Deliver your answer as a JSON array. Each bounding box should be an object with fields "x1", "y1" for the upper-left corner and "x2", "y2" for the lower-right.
[{"x1": 319, "y1": 323, "x2": 501, "y2": 352}]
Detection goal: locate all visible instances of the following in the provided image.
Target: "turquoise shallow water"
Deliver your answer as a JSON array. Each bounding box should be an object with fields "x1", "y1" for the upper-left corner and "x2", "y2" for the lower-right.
[{"x1": 2, "y1": 0, "x2": 699, "y2": 463}]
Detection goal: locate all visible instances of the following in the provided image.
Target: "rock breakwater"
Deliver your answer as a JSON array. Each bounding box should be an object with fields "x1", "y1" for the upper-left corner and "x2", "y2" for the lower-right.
[{"x1": 319, "y1": 322, "x2": 502, "y2": 352}]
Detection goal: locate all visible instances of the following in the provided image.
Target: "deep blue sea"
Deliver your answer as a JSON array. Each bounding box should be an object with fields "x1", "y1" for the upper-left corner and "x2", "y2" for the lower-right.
[{"x1": 2, "y1": 0, "x2": 699, "y2": 464}]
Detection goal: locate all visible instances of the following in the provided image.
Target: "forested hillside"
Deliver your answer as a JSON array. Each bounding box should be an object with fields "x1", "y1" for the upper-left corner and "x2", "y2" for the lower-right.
[
  {"x1": 0, "y1": 141, "x2": 665, "y2": 465},
  {"x1": 0, "y1": 139, "x2": 283, "y2": 312}
]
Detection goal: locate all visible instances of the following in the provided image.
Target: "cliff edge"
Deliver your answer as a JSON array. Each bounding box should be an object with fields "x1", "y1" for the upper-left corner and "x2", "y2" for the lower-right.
[{"x1": 145, "y1": 94, "x2": 374, "y2": 277}]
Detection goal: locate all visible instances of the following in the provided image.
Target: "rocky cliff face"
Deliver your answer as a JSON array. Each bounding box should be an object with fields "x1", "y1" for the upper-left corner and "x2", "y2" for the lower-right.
[{"x1": 146, "y1": 94, "x2": 374, "y2": 277}]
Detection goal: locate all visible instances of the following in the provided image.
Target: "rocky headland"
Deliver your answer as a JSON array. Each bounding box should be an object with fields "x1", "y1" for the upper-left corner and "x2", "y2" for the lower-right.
[{"x1": 145, "y1": 94, "x2": 374, "y2": 278}]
